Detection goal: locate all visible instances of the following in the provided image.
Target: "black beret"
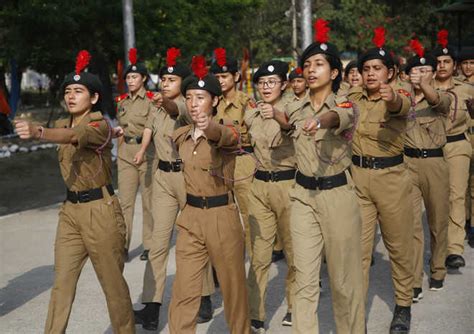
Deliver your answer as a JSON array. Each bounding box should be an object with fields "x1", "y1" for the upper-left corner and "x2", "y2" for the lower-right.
[
  {"x1": 253, "y1": 60, "x2": 289, "y2": 83},
  {"x1": 210, "y1": 57, "x2": 239, "y2": 74},
  {"x1": 357, "y1": 47, "x2": 395, "y2": 72},
  {"x1": 457, "y1": 48, "x2": 474, "y2": 62},
  {"x1": 181, "y1": 74, "x2": 222, "y2": 97},
  {"x1": 433, "y1": 45, "x2": 458, "y2": 61},
  {"x1": 404, "y1": 53, "x2": 437, "y2": 74},
  {"x1": 299, "y1": 42, "x2": 340, "y2": 68},
  {"x1": 61, "y1": 71, "x2": 102, "y2": 95},
  {"x1": 289, "y1": 68, "x2": 304, "y2": 81},
  {"x1": 344, "y1": 60, "x2": 358, "y2": 77},
  {"x1": 159, "y1": 63, "x2": 191, "y2": 79},
  {"x1": 124, "y1": 62, "x2": 148, "y2": 79}
]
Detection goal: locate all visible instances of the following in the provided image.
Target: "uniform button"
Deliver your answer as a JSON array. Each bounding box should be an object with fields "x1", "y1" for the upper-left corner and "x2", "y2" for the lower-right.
[{"x1": 193, "y1": 151, "x2": 197, "y2": 155}]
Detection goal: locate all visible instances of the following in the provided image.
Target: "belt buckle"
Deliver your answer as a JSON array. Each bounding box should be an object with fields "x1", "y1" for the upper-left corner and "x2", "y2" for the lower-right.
[
  {"x1": 201, "y1": 197, "x2": 209, "y2": 209},
  {"x1": 270, "y1": 172, "x2": 279, "y2": 182},
  {"x1": 359, "y1": 156, "x2": 364, "y2": 168},
  {"x1": 420, "y1": 149, "x2": 428, "y2": 158},
  {"x1": 369, "y1": 157, "x2": 381, "y2": 169},
  {"x1": 78, "y1": 191, "x2": 90, "y2": 203},
  {"x1": 172, "y1": 160, "x2": 182, "y2": 172}
]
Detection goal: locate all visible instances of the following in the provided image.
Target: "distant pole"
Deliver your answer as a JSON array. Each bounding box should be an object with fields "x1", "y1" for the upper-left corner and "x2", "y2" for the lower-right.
[
  {"x1": 122, "y1": 0, "x2": 136, "y2": 64},
  {"x1": 291, "y1": 0, "x2": 298, "y2": 61},
  {"x1": 300, "y1": 0, "x2": 312, "y2": 50}
]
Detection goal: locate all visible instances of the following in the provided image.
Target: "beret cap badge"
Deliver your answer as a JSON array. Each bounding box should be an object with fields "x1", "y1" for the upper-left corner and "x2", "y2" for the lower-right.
[
  {"x1": 198, "y1": 80, "x2": 205, "y2": 87},
  {"x1": 320, "y1": 43, "x2": 328, "y2": 51},
  {"x1": 168, "y1": 66, "x2": 174, "y2": 73},
  {"x1": 267, "y1": 65, "x2": 275, "y2": 72}
]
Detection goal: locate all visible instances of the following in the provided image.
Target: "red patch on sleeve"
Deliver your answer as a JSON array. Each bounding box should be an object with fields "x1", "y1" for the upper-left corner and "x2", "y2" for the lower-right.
[
  {"x1": 336, "y1": 101, "x2": 353, "y2": 108},
  {"x1": 146, "y1": 91, "x2": 155, "y2": 100},
  {"x1": 225, "y1": 125, "x2": 239, "y2": 141},
  {"x1": 248, "y1": 99, "x2": 257, "y2": 109},
  {"x1": 115, "y1": 93, "x2": 128, "y2": 102},
  {"x1": 88, "y1": 121, "x2": 100, "y2": 128},
  {"x1": 397, "y1": 89, "x2": 411, "y2": 98}
]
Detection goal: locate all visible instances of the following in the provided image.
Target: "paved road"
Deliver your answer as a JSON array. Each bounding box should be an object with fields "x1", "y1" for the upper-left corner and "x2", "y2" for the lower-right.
[{"x1": 1, "y1": 198, "x2": 473, "y2": 333}]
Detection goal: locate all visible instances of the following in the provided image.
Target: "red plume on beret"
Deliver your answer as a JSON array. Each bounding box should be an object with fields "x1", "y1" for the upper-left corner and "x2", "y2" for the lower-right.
[
  {"x1": 191, "y1": 55, "x2": 208, "y2": 79},
  {"x1": 214, "y1": 48, "x2": 227, "y2": 67},
  {"x1": 437, "y1": 29, "x2": 449, "y2": 48},
  {"x1": 75, "y1": 50, "x2": 91, "y2": 75},
  {"x1": 314, "y1": 19, "x2": 330, "y2": 44},
  {"x1": 128, "y1": 48, "x2": 137, "y2": 65},
  {"x1": 166, "y1": 47, "x2": 181, "y2": 67},
  {"x1": 295, "y1": 67, "x2": 303, "y2": 75},
  {"x1": 372, "y1": 27, "x2": 386, "y2": 49},
  {"x1": 409, "y1": 39, "x2": 425, "y2": 58}
]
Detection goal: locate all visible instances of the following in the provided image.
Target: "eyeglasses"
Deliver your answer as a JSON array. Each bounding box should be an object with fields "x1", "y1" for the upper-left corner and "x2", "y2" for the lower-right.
[{"x1": 257, "y1": 79, "x2": 282, "y2": 89}]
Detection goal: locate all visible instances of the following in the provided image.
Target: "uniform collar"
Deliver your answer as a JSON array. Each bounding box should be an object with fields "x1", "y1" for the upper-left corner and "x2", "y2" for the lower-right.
[
  {"x1": 129, "y1": 87, "x2": 147, "y2": 100},
  {"x1": 433, "y1": 77, "x2": 457, "y2": 90},
  {"x1": 301, "y1": 91, "x2": 336, "y2": 111}
]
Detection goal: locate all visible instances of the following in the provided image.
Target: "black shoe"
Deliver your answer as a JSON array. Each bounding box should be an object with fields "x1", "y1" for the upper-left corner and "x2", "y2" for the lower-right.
[
  {"x1": 429, "y1": 278, "x2": 444, "y2": 291},
  {"x1": 133, "y1": 302, "x2": 160, "y2": 331},
  {"x1": 250, "y1": 319, "x2": 265, "y2": 333},
  {"x1": 390, "y1": 305, "x2": 411, "y2": 334},
  {"x1": 281, "y1": 312, "x2": 292, "y2": 326},
  {"x1": 271, "y1": 250, "x2": 285, "y2": 263},
  {"x1": 445, "y1": 254, "x2": 465, "y2": 269},
  {"x1": 140, "y1": 249, "x2": 149, "y2": 261},
  {"x1": 124, "y1": 248, "x2": 129, "y2": 262},
  {"x1": 196, "y1": 295, "x2": 213, "y2": 323},
  {"x1": 412, "y1": 287, "x2": 423, "y2": 302}
]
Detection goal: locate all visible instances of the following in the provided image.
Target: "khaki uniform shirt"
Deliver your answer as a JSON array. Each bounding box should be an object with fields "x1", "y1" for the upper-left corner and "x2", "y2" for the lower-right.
[
  {"x1": 215, "y1": 90, "x2": 254, "y2": 146},
  {"x1": 433, "y1": 78, "x2": 474, "y2": 136},
  {"x1": 173, "y1": 123, "x2": 239, "y2": 197},
  {"x1": 244, "y1": 99, "x2": 295, "y2": 171},
  {"x1": 145, "y1": 95, "x2": 189, "y2": 161},
  {"x1": 349, "y1": 86, "x2": 412, "y2": 157},
  {"x1": 55, "y1": 111, "x2": 113, "y2": 192},
  {"x1": 404, "y1": 89, "x2": 451, "y2": 149},
  {"x1": 285, "y1": 93, "x2": 355, "y2": 177}
]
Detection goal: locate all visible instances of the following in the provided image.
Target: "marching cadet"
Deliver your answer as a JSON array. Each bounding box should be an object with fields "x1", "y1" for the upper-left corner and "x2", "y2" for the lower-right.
[
  {"x1": 168, "y1": 56, "x2": 250, "y2": 334},
  {"x1": 273, "y1": 19, "x2": 365, "y2": 334},
  {"x1": 244, "y1": 59, "x2": 296, "y2": 333},
  {"x1": 116, "y1": 48, "x2": 156, "y2": 260},
  {"x1": 288, "y1": 67, "x2": 308, "y2": 100},
  {"x1": 344, "y1": 60, "x2": 363, "y2": 88},
  {"x1": 15, "y1": 50, "x2": 135, "y2": 333},
  {"x1": 433, "y1": 30, "x2": 474, "y2": 269},
  {"x1": 132, "y1": 48, "x2": 215, "y2": 330},
  {"x1": 349, "y1": 27, "x2": 414, "y2": 334},
  {"x1": 458, "y1": 48, "x2": 474, "y2": 84},
  {"x1": 210, "y1": 47, "x2": 256, "y2": 256},
  {"x1": 404, "y1": 39, "x2": 451, "y2": 300}
]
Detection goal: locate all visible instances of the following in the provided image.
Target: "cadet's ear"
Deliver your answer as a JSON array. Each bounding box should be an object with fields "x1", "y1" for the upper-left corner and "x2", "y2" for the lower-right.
[
  {"x1": 91, "y1": 92, "x2": 99, "y2": 105},
  {"x1": 212, "y1": 95, "x2": 219, "y2": 107},
  {"x1": 330, "y1": 68, "x2": 339, "y2": 80},
  {"x1": 388, "y1": 68, "x2": 395, "y2": 81},
  {"x1": 233, "y1": 72, "x2": 241, "y2": 83},
  {"x1": 281, "y1": 81, "x2": 288, "y2": 91}
]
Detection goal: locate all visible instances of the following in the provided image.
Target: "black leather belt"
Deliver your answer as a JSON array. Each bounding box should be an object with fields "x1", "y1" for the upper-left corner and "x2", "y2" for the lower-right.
[
  {"x1": 254, "y1": 169, "x2": 296, "y2": 182},
  {"x1": 186, "y1": 193, "x2": 229, "y2": 209},
  {"x1": 158, "y1": 159, "x2": 182, "y2": 172},
  {"x1": 237, "y1": 146, "x2": 254, "y2": 155},
  {"x1": 404, "y1": 147, "x2": 444, "y2": 158},
  {"x1": 66, "y1": 184, "x2": 114, "y2": 204},
  {"x1": 352, "y1": 154, "x2": 403, "y2": 169},
  {"x1": 446, "y1": 133, "x2": 466, "y2": 143},
  {"x1": 295, "y1": 170, "x2": 347, "y2": 190},
  {"x1": 124, "y1": 135, "x2": 142, "y2": 144}
]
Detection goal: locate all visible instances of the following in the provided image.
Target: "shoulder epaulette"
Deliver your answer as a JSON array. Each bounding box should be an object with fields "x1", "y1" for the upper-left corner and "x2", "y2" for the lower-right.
[
  {"x1": 146, "y1": 91, "x2": 155, "y2": 100},
  {"x1": 115, "y1": 93, "x2": 128, "y2": 103}
]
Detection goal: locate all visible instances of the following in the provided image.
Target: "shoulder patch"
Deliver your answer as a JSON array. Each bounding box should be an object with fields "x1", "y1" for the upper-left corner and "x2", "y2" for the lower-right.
[
  {"x1": 115, "y1": 93, "x2": 128, "y2": 103},
  {"x1": 225, "y1": 124, "x2": 239, "y2": 141},
  {"x1": 248, "y1": 99, "x2": 257, "y2": 109},
  {"x1": 397, "y1": 89, "x2": 411, "y2": 98},
  {"x1": 88, "y1": 121, "x2": 101, "y2": 128},
  {"x1": 146, "y1": 91, "x2": 155, "y2": 100},
  {"x1": 336, "y1": 101, "x2": 353, "y2": 108}
]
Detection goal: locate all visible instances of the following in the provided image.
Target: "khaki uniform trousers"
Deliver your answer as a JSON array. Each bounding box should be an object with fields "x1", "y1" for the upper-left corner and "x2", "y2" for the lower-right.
[
  {"x1": 117, "y1": 143, "x2": 154, "y2": 250},
  {"x1": 142, "y1": 169, "x2": 214, "y2": 302},
  {"x1": 443, "y1": 139, "x2": 472, "y2": 255},
  {"x1": 247, "y1": 178, "x2": 295, "y2": 321},
  {"x1": 234, "y1": 153, "x2": 255, "y2": 256},
  {"x1": 351, "y1": 164, "x2": 414, "y2": 307},
  {"x1": 290, "y1": 179, "x2": 366, "y2": 334},
  {"x1": 168, "y1": 203, "x2": 250, "y2": 334},
  {"x1": 406, "y1": 156, "x2": 449, "y2": 287},
  {"x1": 44, "y1": 193, "x2": 135, "y2": 334}
]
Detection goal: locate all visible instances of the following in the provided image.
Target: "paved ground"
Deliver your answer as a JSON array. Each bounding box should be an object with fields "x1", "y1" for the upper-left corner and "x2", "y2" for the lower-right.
[{"x1": 1, "y1": 196, "x2": 473, "y2": 333}]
